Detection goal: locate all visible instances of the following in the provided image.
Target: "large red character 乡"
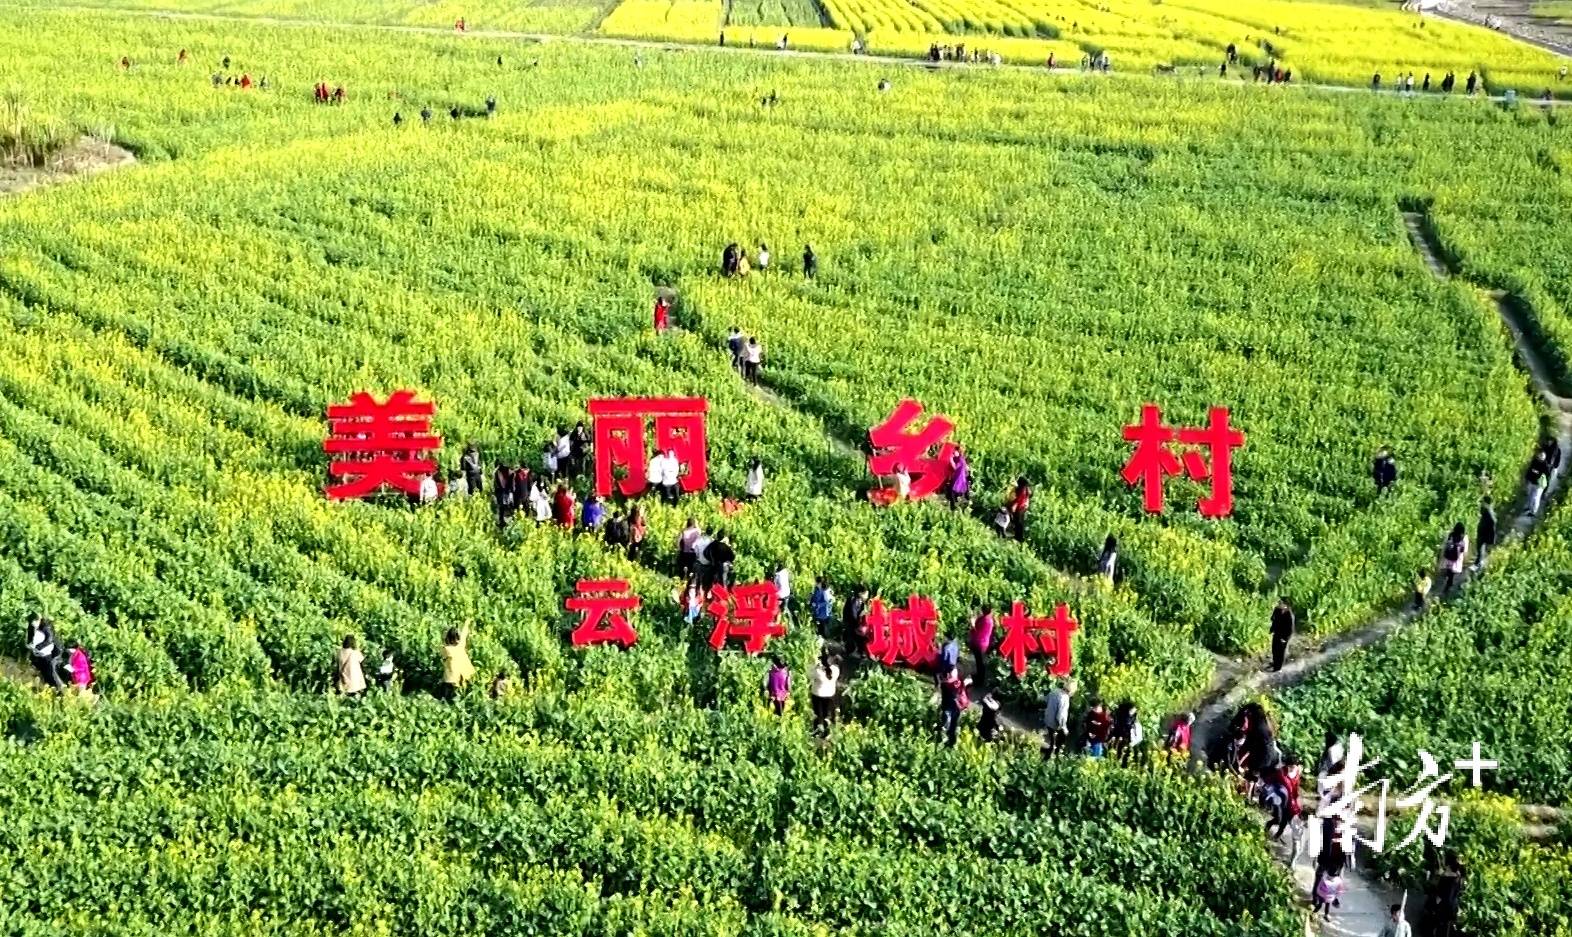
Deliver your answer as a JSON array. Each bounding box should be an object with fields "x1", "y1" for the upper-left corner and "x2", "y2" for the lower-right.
[{"x1": 867, "y1": 399, "x2": 956, "y2": 501}]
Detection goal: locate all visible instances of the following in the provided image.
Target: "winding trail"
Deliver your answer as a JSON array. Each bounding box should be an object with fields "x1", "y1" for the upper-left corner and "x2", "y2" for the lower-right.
[{"x1": 1169, "y1": 208, "x2": 1572, "y2": 933}]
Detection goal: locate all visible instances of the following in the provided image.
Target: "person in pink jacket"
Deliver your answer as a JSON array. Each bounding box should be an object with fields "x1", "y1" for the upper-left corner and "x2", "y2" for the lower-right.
[{"x1": 67, "y1": 643, "x2": 93, "y2": 693}]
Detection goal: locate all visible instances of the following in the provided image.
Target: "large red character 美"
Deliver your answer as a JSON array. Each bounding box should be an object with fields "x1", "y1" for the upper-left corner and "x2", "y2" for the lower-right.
[
  {"x1": 867, "y1": 399, "x2": 957, "y2": 501},
  {"x1": 996, "y1": 600, "x2": 1078, "y2": 678},
  {"x1": 588, "y1": 397, "x2": 709, "y2": 498},
  {"x1": 566, "y1": 579, "x2": 640, "y2": 649},
  {"x1": 323, "y1": 390, "x2": 441, "y2": 500},
  {"x1": 706, "y1": 583, "x2": 785, "y2": 655},
  {"x1": 864, "y1": 595, "x2": 940, "y2": 668}
]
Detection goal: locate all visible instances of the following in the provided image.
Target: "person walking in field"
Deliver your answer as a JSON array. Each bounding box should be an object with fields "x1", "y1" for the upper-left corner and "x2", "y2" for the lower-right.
[
  {"x1": 1474, "y1": 497, "x2": 1497, "y2": 571},
  {"x1": 978, "y1": 689, "x2": 1001, "y2": 742},
  {"x1": 1466, "y1": 71, "x2": 1478, "y2": 94},
  {"x1": 743, "y1": 338, "x2": 763, "y2": 383},
  {"x1": 1541, "y1": 434, "x2": 1563, "y2": 478},
  {"x1": 460, "y1": 444, "x2": 482, "y2": 496},
  {"x1": 1372, "y1": 446, "x2": 1397, "y2": 495},
  {"x1": 764, "y1": 657, "x2": 790, "y2": 716},
  {"x1": 757, "y1": 243, "x2": 770, "y2": 271},
  {"x1": 1082, "y1": 698, "x2": 1112, "y2": 757},
  {"x1": 1439, "y1": 523, "x2": 1468, "y2": 592},
  {"x1": 645, "y1": 448, "x2": 667, "y2": 498},
  {"x1": 1377, "y1": 904, "x2": 1412, "y2": 937},
  {"x1": 437, "y1": 625, "x2": 474, "y2": 701},
  {"x1": 945, "y1": 448, "x2": 970, "y2": 510},
  {"x1": 1043, "y1": 678, "x2": 1075, "y2": 755},
  {"x1": 810, "y1": 653, "x2": 839, "y2": 735},
  {"x1": 810, "y1": 576, "x2": 835, "y2": 637},
  {"x1": 802, "y1": 244, "x2": 818, "y2": 279},
  {"x1": 677, "y1": 517, "x2": 703, "y2": 578},
  {"x1": 773, "y1": 561, "x2": 792, "y2": 618},
  {"x1": 660, "y1": 448, "x2": 681, "y2": 503},
  {"x1": 1269, "y1": 596, "x2": 1295, "y2": 671},
  {"x1": 1008, "y1": 476, "x2": 1031, "y2": 542},
  {"x1": 66, "y1": 643, "x2": 93, "y2": 695},
  {"x1": 968, "y1": 604, "x2": 995, "y2": 691},
  {"x1": 653, "y1": 295, "x2": 671, "y2": 333},
  {"x1": 337, "y1": 635, "x2": 366, "y2": 697},
  {"x1": 26, "y1": 616, "x2": 64, "y2": 694},
  {"x1": 1372, "y1": 71, "x2": 1382, "y2": 91},
  {"x1": 493, "y1": 462, "x2": 514, "y2": 527},
  {"x1": 1413, "y1": 568, "x2": 1433, "y2": 611},
  {"x1": 745, "y1": 457, "x2": 766, "y2": 500},
  {"x1": 843, "y1": 584, "x2": 869, "y2": 652},
  {"x1": 628, "y1": 505, "x2": 648, "y2": 560},
  {"x1": 552, "y1": 484, "x2": 577, "y2": 529},
  {"x1": 1097, "y1": 534, "x2": 1118, "y2": 583},
  {"x1": 727, "y1": 326, "x2": 745, "y2": 370},
  {"x1": 938, "y1": 666, "x2": 970, "y2": 747},
  {"x1": 1526, "y1": 458, "x2": 1550, "y2": 516},
  {"x1": 1164, "y1": 711, "x2": 1194, "y2": 760}
]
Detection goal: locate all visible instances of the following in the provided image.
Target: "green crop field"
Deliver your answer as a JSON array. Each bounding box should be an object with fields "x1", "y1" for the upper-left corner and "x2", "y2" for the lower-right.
[{"x1": 1, "y1": 2, "x2": 1571, "y2": 934}]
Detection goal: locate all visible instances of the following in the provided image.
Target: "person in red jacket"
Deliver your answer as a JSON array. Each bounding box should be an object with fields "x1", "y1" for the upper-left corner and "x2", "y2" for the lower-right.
[
  {"x1": 1009, "y1": 476, "x2": 1031, "y2": 542},
  {"x1": 653, "y1": 295, "x2": 671, "y2": 333},
  {"x1": 552, "y1": 484, "x2": 577, "y2": 529},
  {"x1": 1083, "y1": 698, "x2": 1112, "y2": 756}
]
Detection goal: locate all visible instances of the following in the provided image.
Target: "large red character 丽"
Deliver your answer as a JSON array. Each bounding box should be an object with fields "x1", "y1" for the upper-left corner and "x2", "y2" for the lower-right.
[
  {"x1": 867, "y1": 399, "x2": 957, "y2": 501},
  {"x1": 996, "y1": 601, "x2": 1078, "y2": 678},
  {"x1": 864, "y1": 595, "x2": 940, "y2": 668},
  {"x1": 323, "y1": 390, "x2": 442, "y2": 500},
  {"x1": 589, "y1": 397, "x2": 709, "y2": 498},
  {"x1": 1121, "y1": 404, "x2": 1245, "y2": 518},
  {"x1": 566, "y1": 579, "x2": 640, "y2": 649},
  {"x1": 707, "y1": 583, "x2": 785, "y2": 655}
]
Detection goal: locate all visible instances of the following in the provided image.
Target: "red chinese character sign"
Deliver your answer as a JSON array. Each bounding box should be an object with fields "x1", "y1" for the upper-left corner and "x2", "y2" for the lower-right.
[
  {"x1": 1121, "y1": 405, "x2": 1244, "y2": 517},
  {"x1": 589, "y1": 397, "x2": 709, "y2": 498},
  {"x1": 707, "y1": 583, "x2": 784, "y2": 654},
  {"x1": 864, "y1": 595, "x2": 940, "y2": 668},
  {"x1": 323, "y1": 390, "x2": 441, "y2": 500},
  {"x1": 566, "y1": 579, "x2": 640, "y2": 649},
  {"x1": 997, "y1": 601, "x2": 1078, "y2": 678},
  {"x1": 867, "y1": 399, "x2": 956, "y2": 502}
]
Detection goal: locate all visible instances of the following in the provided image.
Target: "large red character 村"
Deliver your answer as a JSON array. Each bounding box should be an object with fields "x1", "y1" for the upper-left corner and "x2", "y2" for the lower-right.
[
  {"x1": 1178, "y1": 407, "x2": 1246, "y2": 518},
  {"x1": 1120, "y1": 403, "x2": 1182, "y2": 514},
  {"x1": 323, "y1": 390, "x2": 441, "y2": 500},
  {"x1": 996, "y1": 600, "x2": 1078, "y2": 678},
  {"x1": 707, "y1": 583, "x2": 785, "y2": 655},
  {"x1": 588, "y1": 397, "x2": 709, "y2": 498},
  {"x1": 868, "y1": 399, "x2": 957, "y2": 501},
  {"x1": 566, "y1": 579, "x2": 640, "y2": 649},
  {"x1": 864, "y1": 595, "x2": 940, "y2": 668}
]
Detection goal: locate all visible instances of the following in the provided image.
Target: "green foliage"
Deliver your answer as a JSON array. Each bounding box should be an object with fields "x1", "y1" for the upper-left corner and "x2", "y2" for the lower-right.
[{"x1": 0, "y1": 689, "x2": 1300, "y2": 935}]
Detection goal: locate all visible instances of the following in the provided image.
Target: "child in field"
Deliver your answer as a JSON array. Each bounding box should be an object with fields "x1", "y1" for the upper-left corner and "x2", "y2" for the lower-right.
[
  {"x1": 1312, "y1": 872, "x2": 1345, "y2": 920},
  {"x1": 1413, "y1": 569, "x2": 1432, "y2": 611},
  {"x1": 1288, "y1": 806, "x2": 1310, "y2": 864},
  {"x1": 764, "y1": 657, "x2": 790, "y2": 716},
  {"x1": 653, "y1": 295, "x2": 670, "y2": 333},
  {"x1": 67, "y1": 643, "x2": 93, "y2": 695}
]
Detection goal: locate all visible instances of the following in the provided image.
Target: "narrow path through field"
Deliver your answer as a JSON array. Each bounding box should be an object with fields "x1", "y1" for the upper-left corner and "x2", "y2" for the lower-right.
[
  {"x1": 1168, "y1": 207, "x2": 1572, "y2": 933},
  {"x1": 39, "y1": 4, "x2": 1572, "y2": 107}
]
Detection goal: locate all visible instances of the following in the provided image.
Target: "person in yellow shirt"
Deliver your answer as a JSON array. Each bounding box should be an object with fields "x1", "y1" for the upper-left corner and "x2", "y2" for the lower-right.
[
  {"x1": 337, "y1": 635, "x2": 366, "y2": 697},
  {"x1": 438, "y1": 624, "x2": 474, "y2": 701}
]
